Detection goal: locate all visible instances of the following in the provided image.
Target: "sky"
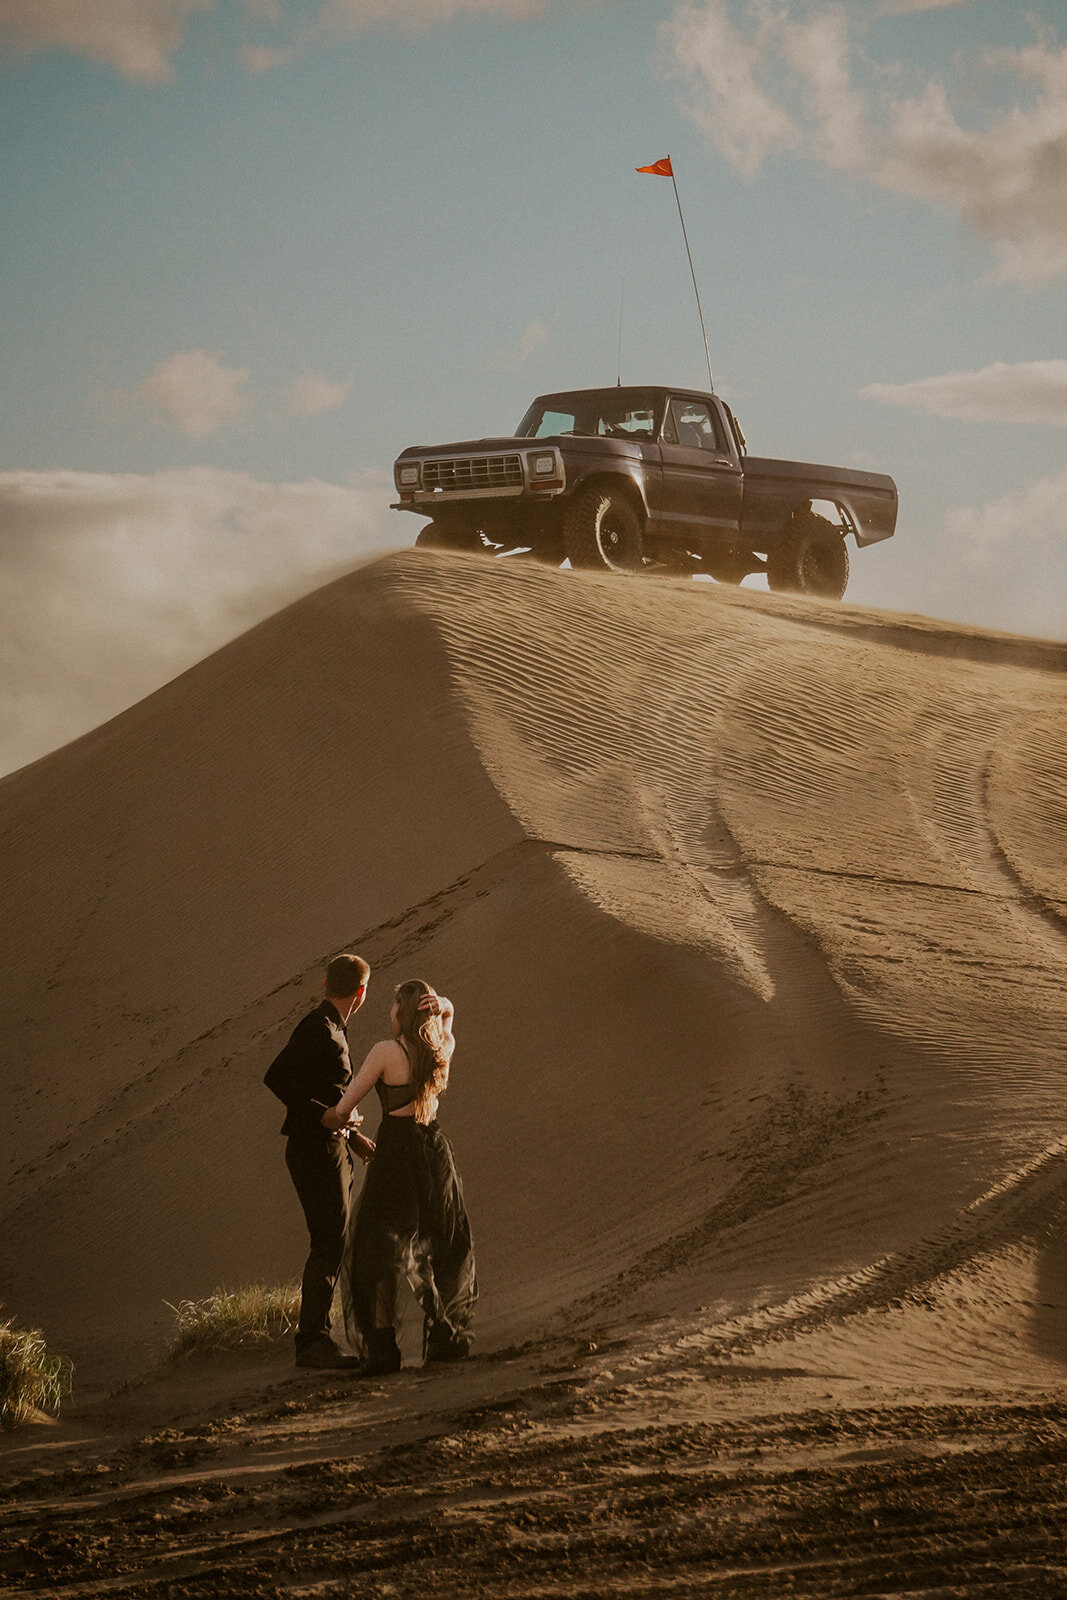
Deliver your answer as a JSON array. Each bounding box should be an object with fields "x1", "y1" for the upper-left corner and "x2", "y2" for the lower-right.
[{"x1": 1, "y1": 0, "x2": 1064, "y2": 775}]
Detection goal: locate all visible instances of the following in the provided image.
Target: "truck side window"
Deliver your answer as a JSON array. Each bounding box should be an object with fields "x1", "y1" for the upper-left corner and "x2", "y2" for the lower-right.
[{"x1": 666, "y1": 398, "x2": 723, "y2": 453}]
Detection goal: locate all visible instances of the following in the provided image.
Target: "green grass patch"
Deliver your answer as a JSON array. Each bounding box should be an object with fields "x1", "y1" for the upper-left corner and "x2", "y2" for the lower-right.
[
  {"x1": 166, "y1": 1283, "x2": 300, "y2": 1359},
  {"x1": 0, "y1": 1314, "x2": 73, "y2": 1429}
]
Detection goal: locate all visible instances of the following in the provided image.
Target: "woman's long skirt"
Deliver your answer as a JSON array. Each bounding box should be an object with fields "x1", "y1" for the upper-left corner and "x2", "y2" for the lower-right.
[{"x1": 341, "y1": 1116, "x2": 476, "y2": 1356}]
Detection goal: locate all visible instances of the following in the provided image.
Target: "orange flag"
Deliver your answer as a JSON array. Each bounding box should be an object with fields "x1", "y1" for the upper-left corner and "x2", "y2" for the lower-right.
[{"x1": 636, "y1": 157, "x2": 673, "y2": 176}]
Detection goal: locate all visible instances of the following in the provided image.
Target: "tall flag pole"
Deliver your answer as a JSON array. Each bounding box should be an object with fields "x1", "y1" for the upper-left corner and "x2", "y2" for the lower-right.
[{"x1": 636, "y1": 156, "x2": 714, "y2": 392}]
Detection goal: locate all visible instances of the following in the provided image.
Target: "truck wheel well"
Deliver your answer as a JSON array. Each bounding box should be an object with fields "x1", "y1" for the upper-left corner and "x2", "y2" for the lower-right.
[
  {"x1": 575, "y1": 473, "x2": 646, "y2": 525},
  {"x1": 787, "y1": 498, "x2": 854, "y2": 542}
]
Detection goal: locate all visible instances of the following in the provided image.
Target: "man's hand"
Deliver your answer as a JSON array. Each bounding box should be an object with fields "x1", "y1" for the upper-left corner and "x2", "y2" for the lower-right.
[{"x1": 350, "y1": 1130, "x2": 376, "y2": 1165}]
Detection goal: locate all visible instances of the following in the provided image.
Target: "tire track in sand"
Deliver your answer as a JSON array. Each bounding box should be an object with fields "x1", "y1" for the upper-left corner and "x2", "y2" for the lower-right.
[{"x1": 658, "y1": 1134, "x2": 1067, "y2": 1364}]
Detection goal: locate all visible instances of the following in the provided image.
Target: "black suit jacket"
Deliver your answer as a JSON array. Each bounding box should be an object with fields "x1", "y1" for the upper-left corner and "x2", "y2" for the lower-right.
[{"x1": 264, "y1": 1000, "x2": 353, "y2": 1138}]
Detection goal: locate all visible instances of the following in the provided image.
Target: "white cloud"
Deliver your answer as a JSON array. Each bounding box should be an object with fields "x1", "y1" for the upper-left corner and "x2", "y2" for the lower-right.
[
  {"x1": 0, "y1": 0, "x2": 608, "y2": 88},
  {"x1": 937, "y1": 465, "x2": 1067, "y2": 637},
  {"x1": 235, "y1": 0, "x2": 589, "y2": 72},
  {"x1": 663, "y1": 2, "x2": 797, "y2": 176},
  {"x1": 0, "y1": 0, "x2": 210, "y2": 82},
  {"x1": 783, "y1": 7, "x2": 868, "y2": 173},
  {"x1": 847, "y1": 464, "x2": 1067, "y2": 641},
  {"x1": 112, "y1": 356, "x2": 354, "y2": 432},
  {"x1": 240, "y1": 40, "x2": 296, "y2": 71},
  {"x1": 0, "y1": 467, "x2": 398, "y2": 777},
  {"x1": 663, "y1": 3, "x2": 1067, "y2": 285},
  {"x1": 875, "y1": 0, "x2": 973, "y2": 13},
  {"x1": 0, "y1": 0, "x2": 585, "y2": 78},
  {"x1": 127, "y1": 350, "x2": 251, "y2": 438},
  {"x1": 953, "y1": 464, "x2": 1067, "y2": 556},
  {"x1": 879, "y1": 46, "x2": 1067, "y2": 287},
  {"x1": 283, "y1": 372, "x2": 352, "y2": 416},
  {"x1": 318, "y1": 0, "x2": 549, "y2": 36},
  {"x1": 517, "y1": 319, "x2": 550, "y2": 361},
  {"x1": 862, "y1": 360, "x2": 1067, "y2": 425},
  {"x1": 948, "y1": 463, "x2": 1067, "y2": 560},
  {"x1": 486, "y1": 317, "x2": 553, "y2": 371}
]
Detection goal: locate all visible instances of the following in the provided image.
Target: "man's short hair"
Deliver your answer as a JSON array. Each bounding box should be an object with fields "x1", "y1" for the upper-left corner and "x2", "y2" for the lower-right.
[{"x1": 325, "y1": 953, "x2": 370, "y2": 998}]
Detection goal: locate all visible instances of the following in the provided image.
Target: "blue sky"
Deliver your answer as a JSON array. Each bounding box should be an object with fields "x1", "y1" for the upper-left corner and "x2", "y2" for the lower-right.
[{"x1": 1, "y1": 0, "x2": 1064, "y2": 772}]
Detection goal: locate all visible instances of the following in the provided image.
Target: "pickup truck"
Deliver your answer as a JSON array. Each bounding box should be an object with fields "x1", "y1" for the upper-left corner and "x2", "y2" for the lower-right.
[{"x1": 392, "y1": 385, "x2": 897, "y2": 599}]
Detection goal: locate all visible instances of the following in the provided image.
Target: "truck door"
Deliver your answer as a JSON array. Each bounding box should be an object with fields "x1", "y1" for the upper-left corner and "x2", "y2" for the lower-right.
[{"x1": 657, "y1": 396, "x2": 743, "y2": 549}]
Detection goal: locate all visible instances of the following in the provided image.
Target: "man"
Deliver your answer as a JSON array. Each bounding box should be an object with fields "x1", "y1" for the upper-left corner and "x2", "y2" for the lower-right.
[{"x1": 265, "y1": 952, "x2": 374, "y2": 1369}]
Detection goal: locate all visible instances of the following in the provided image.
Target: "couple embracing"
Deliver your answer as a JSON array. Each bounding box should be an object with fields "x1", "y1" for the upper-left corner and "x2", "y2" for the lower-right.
[{"x1": 265, "y1": 953, "x2": 476, "y2": 1374}]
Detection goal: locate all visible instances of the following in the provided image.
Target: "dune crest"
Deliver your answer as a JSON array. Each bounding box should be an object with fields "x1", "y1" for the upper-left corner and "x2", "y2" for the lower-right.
[{"x1": 1, "y1": 551, "x2": 1064, "y2": 1385}]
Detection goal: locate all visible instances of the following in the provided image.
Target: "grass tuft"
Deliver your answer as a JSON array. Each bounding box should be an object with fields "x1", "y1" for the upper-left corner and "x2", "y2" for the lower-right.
[
  {"x1": 0, "y1": 1314, "x2": 74, "y2": 1429},
  {"x1": 166, "y1": 1283, "x2": 301, "y2": 1359}
]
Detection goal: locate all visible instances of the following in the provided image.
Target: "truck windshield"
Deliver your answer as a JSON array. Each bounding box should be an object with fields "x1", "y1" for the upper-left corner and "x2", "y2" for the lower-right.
[{"x1": 516, "y1": 390, "x2": 663, "y2": 441}]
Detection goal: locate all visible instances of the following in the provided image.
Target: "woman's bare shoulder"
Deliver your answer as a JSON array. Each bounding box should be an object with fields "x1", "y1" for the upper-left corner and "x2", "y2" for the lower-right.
[
  {"x1": 360, "y1": 1037, "x2": 400, "y2": 1067},
  {"x1": 376, "y1": 1038, "x2": 410, "y2": 1081},
  {"x1": 368, "y1": 1037, "x2": 405, "y2": 1058}
]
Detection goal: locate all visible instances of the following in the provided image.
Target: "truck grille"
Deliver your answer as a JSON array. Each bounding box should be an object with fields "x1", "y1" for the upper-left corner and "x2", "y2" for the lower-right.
[{"x1": 422, "y1": 454, "x2": 524, "y2": 492}]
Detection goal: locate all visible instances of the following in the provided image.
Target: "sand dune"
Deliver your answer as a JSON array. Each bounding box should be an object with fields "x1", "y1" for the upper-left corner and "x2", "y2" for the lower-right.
[{"x1": 1, "y1": 550, "x2": 1065, "y2": 1395}]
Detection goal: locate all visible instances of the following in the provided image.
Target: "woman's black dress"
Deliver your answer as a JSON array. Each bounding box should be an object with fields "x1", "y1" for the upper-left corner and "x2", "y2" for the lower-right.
[{"x1": 341, "y1": 1077, "x2": 476, "y2": 1358}]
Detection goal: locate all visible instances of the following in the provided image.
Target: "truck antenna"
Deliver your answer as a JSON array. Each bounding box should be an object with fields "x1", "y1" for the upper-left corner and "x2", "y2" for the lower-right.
[{"x1": 636, "y1": 155, "x2": 714, "y2": 392}]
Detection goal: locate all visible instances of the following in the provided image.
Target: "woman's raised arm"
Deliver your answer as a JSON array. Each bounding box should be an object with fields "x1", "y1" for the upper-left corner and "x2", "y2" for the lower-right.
[{"x1": 419, "y1": 992, "x2": 455, "y2": 1054}]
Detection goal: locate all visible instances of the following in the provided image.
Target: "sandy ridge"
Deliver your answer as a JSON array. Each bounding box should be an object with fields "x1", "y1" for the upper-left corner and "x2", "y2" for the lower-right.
[{"x1": 2, "y1": 550, "x2": 1064, "y2": 1393}]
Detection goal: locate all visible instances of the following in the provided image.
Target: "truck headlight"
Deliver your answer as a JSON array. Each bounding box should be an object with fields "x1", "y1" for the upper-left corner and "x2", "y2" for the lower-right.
[
  {"x1": 398, "y1": 464, "x2": 420, "y2": 487},
  {"x1": 531, "y1": 453, "x2": 556, "y2": 476}
]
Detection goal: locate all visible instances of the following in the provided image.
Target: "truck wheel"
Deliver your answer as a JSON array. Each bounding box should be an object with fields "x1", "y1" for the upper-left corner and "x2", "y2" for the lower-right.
[
  {"x1": 564, "y1": 487, "x2": 643, "y2": 573},
  {"x1": 767, "y1": 511, "x2": 849, "y2": 600},
  {"x1": 415, "y1": 520, "x2": 483, "y2": 553}
]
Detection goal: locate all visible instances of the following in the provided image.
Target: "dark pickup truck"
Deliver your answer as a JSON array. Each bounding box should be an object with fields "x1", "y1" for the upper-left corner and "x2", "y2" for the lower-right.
[{"x1": 392, "y1": 385, "x2": 897, "y2": 599}]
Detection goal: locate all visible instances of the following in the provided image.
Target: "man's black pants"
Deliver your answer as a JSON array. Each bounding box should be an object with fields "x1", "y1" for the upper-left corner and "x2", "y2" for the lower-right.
[{"x1": 285, "y1": 1132, "x2": 354, "y2": 1351}]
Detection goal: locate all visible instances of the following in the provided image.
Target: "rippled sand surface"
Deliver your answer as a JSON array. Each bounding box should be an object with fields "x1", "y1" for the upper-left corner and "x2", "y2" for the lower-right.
[{"x1": 2, "y1": 551, "x2": 1064, "y2": 1595}]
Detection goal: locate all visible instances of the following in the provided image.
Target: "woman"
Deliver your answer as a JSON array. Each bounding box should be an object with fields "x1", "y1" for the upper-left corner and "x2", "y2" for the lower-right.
[{"x1": 324, "y1": 980, "x2": 476, "y2": 1375}]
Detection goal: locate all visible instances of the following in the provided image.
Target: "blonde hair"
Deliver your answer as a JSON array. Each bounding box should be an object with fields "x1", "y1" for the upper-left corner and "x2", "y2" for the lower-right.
[{"x1": 395, "y1": 979, "x2": 450, "y2": 1122}]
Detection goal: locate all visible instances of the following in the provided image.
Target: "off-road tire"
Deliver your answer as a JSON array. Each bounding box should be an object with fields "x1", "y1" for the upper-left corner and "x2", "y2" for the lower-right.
[
  {"x1": 564, "y1": 486, "x2": 644, "y2": 573},
  {"x1": 767, "y1": 511, "x2": 849, "y2": 600},
  {"x1": 415, "y1": 520, "x2": 484, "y2": 553}
]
